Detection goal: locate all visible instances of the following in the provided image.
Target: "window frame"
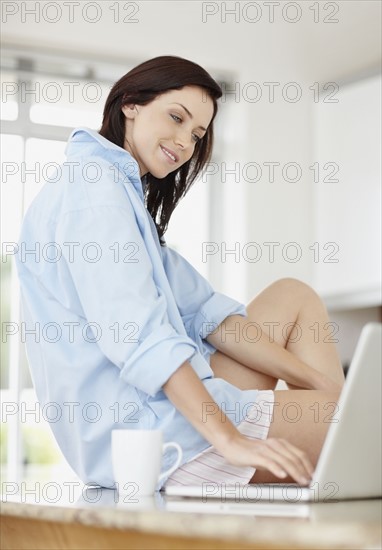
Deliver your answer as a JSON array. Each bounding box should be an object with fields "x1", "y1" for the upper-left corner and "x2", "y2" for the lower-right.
[{"x1": 1, "y1": 47, "x2": 233, "y2": 483}]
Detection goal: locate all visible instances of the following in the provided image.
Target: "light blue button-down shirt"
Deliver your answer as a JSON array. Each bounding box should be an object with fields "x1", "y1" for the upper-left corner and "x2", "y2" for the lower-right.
[{"x1": 16, "y1": 128, "x2": 260, "y2": 489}]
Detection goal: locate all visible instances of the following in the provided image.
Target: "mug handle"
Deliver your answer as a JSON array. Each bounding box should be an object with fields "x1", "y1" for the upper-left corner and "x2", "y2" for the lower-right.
[{"x1": 158, "y1": 442, "x2": 183, "y2": 482}]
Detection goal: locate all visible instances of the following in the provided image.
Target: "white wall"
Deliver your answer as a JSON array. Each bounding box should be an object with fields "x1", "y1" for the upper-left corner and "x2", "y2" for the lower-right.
[
  {"x1": 312, "y1": 75, "x2": 381, "y2": 301},
  {"x1": 244, "y1": 79, "x2": 314, "y2": 299},
  {"x1": 2, "y1": 0, "x2": 381, "y2": 308}
]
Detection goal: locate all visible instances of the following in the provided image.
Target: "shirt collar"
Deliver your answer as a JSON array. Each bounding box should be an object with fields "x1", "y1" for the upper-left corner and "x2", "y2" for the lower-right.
[{"x1": 65, "y1": 127, "x2": 145, "y2": 200}]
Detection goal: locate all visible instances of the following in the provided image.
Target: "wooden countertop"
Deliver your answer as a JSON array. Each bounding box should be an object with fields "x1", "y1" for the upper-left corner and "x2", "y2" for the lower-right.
[{"x1": 1, "y1": 485, "x2": 381, "y2": 550}]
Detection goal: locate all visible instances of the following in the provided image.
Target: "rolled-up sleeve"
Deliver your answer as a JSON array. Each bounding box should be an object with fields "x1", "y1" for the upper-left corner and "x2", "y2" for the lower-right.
[
  {"x1": 161, "y1": 246, "x2": 248, "y2": 356},
  {"x1": 56, "y1": 202, "x2": 199, "y2": 397}
]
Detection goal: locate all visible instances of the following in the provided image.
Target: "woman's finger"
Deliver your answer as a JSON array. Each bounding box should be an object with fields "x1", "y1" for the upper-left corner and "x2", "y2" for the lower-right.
[
  {"x1": 266, "y1": 438, "x2": 314, "y2": 479},
  {"x1": 255, "y1": 440, "x2": 312, "y2": 484},
  {"x1": 279, "y1": 439, "x2": 315, "y2": 477}
]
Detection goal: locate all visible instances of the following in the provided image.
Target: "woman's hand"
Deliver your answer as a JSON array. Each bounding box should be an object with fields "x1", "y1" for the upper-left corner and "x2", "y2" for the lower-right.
[
  {"x1": 218, "y1": 433, "x2": 315, "y2": 485},
  {"x1": 163, "y1": 362, "x2": 315, "y2": 485}
]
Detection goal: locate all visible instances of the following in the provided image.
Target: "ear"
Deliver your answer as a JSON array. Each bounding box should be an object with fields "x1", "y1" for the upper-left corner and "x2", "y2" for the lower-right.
[{"x1": 121, "y1": 104, "x2": 137, "y2": 119}]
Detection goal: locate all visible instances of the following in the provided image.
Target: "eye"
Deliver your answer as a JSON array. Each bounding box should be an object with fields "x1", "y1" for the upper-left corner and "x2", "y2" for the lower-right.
[{"x1": 170, "y1": 113, "x2": 203, "y2": 144}]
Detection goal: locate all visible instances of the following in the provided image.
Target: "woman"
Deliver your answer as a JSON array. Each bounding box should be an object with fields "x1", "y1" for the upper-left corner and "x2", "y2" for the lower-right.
[{"x1": 16, "y1": 55, "x2": 344, "y2": 490}]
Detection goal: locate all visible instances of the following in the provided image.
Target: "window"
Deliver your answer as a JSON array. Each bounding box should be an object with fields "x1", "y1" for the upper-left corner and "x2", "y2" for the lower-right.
[
  {"x1": 1, "y1": 50, "x2": 128, "y2": 485},
  {"x1": 1, "y1": 48, "x2": 232, "y2": 486}
]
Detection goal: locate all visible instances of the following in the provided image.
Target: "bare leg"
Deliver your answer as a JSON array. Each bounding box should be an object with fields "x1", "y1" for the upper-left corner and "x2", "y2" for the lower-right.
[
  {"x1": 246, "y1": 278, "x2": 345, "y2": 388},
  {"x1": 211, "y1": 278, "x2": 344, "y2": 390},
  {"x1": 250, "y1": 389, "x2": 339, "y2": 483},
  {"x1": 209, "y1": 278, "x2": 344, "y2": 481}
]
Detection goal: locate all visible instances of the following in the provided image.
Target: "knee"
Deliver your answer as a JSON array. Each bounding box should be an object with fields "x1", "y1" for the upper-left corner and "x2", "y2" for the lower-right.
[{"x1": 275, "y1": 277, "x2": 319, "y2": 300}]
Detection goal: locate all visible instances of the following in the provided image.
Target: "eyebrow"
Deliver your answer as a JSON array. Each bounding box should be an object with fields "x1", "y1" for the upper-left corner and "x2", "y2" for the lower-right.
[{"x1": 172, "y1": 103, "x2": 207, "y2": 132}]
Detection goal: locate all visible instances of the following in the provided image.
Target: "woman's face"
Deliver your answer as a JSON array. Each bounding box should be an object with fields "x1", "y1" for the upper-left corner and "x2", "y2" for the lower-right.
[{"x1": 121, "y1": 85, "x2": 215, "y2": 179}]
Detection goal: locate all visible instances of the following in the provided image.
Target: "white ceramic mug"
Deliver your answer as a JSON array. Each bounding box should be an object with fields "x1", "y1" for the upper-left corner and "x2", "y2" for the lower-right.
[{"x1": 111, "y1": 429, "x2": 182, "y2": 496}]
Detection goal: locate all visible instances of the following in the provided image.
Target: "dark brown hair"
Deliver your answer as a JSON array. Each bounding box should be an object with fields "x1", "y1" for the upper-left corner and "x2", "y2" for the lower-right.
[{"x1": 99, "y1": 55, "x2": 222, "y2": 245}]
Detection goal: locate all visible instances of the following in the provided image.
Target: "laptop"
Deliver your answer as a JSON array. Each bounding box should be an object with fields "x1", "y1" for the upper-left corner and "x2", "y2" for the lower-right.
[{"x1": 163, "y1": 322, "x2": 382, "y2": 502}]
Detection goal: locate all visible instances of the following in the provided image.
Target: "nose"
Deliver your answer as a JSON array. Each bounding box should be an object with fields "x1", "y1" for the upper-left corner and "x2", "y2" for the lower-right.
[{"x1": 174, "y1": 128, "x2": 194, "y2": 150}]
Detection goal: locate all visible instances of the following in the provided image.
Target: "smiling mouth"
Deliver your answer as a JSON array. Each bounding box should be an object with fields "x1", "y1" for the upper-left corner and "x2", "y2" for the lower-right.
[{"x1": 160, "y1": 145, "x2": 178, "y2": 163}]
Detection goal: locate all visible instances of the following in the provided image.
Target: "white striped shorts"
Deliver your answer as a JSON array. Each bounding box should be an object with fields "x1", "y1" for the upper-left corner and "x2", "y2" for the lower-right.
[{"x1": 164, "y1": 390, "x2": 275, "y2": 487}]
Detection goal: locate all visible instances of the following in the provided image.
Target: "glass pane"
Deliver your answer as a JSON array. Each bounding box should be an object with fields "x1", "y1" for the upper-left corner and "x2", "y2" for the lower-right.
[
  {"x1": 165, "y1": 173, "x2": 209, "y2": 279},
  {"x1": 1, "y1": 135, "x2": 24, "y2": 485},
  {"x1": 1, "y1": 134, "x2": 24, "y2": 244},
  {"x1": 28, "y1": 74, "x2": 109, "y2": 129},
  {"x1": 0, "y1": 71, "x2": 19, "y2": 121},
  {"x1": 1, "y1": 388, "x2": 80, "y2": 485},
  {"x1": 30, "y1": 104, "x2": 102, "y2": 129},
  {"x1": 0, "y1": 258, "x2": 12, "y2": 389},
  {"x1": 20, "y1": 388, "x2": 80, "y2": 484},
  {"x1": 1, "y1": 134, "x2": 24, "y2": 390},
  {"x1": 0, "y1": 102, "x2": 18, "y2": 121}
]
